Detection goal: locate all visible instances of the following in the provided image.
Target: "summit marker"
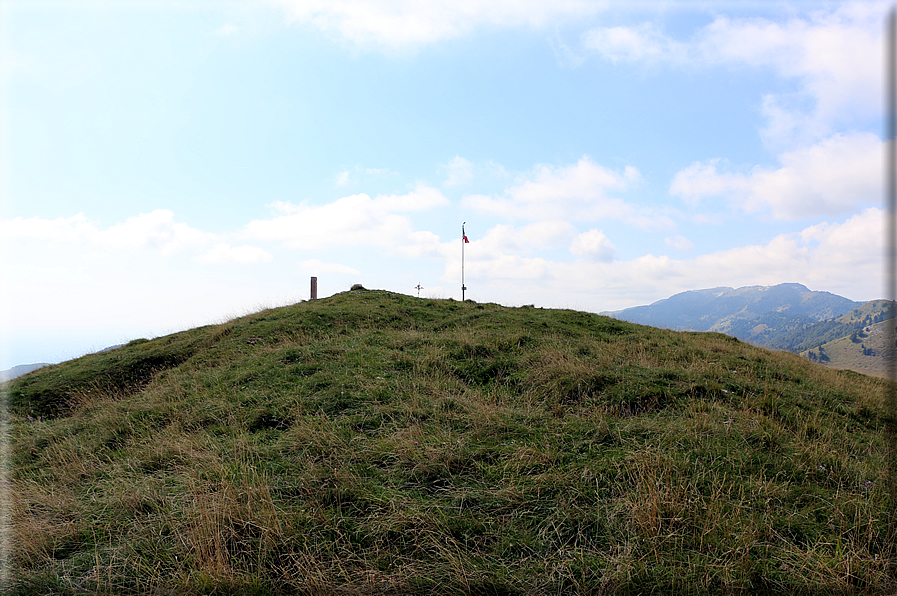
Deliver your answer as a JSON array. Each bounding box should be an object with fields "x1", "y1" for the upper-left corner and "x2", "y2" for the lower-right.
[{"x1": 462, "y1": 223, "x2": 469, "y2": 300}]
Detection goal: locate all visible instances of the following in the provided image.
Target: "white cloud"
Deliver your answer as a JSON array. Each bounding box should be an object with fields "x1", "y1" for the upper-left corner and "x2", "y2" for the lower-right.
[
  {"x1": 509, "y1": 158, "x2": 639, "y2": 204},
  {"x1": 442, "y1": 156, "x2": 474, "y2": 187},
  {"x1": 269, "y1": 0, "x2": 603, "y2": 49},
  {"x1": 197, "y1": 243, "x2": 273, "y2": 264},
  {"x1": 549, "y1": 31, "x2": 587, "y2": 68},
  {"x1": 299, "y1": 259, "x2": 361, "y2": 275},
  {"x1": 98, "y1": 210, "x2": 215, "y2": 255},
  {"x1": 583, "y1": 5, "x2": 883, "y2": 148},
  {"x1": 582, "y1": 23, "x2": 687, "y2": 65},
  {"x1": 757, "y1": 93, "x2": 824, "y2": 150},
  {"x1": 0, "y1": 213, "x2": 96, "y2": 243},
  {"x1": 333, "y1": 166, "x2": 398, "y2": 187},
  {"x1": 242, "y1": 185, "x2": 450, "y2": 252},
  {"x1": 681, "y1": 209, "x2": 883, "y2": 300},
  {"x1": 334, "y1": 170, "x2": 351, "y2": 186},
  {"x1": 446, "y1": 208, "x2": 883, "y2": 310},
  {"x1": 798, "y1": 207, "x2": 883, "y2": 272},
  {"x1": 670, "y1": 132, "x2": 881, "y2": 220},
  {"x1": 466, "y1": 253, "x2": 553, "y2": 281},
  {"x1": 374, "y1": 185, "x2": 449, "y2": 211},
  {"x1": 664, "y1": 235, "x2": 694, "y2": 251},
  {"x1": 670, "y1": 159, "x2": 747, "y2": 207},
  {"x1": 365, "y1": 167, "x2": 394, "y2": 176},
  {"x1": 698, "y1": 8, "x2": 881, "y2": 147},
  {"x1": 484, "y1": 160, "x2": 510, "y2": 179},
  {"x1": 474, "y1": 221, "x2": 578, "y2": 255},
  {"x1": 394, "y1": 229, "x2": 447, "y2": 259},
  {"x1": 461, "y1": 157, "x2": 672, "y2": 230},
  {"x1": 570, "y1": 229, "x2": 615, "y2": 261},
  {"x1": 0, "y1": 210, "x2": 215, "y2": 255},
  {"x1": 216, "y1": 24, "x2": 238, "y2": 36}
]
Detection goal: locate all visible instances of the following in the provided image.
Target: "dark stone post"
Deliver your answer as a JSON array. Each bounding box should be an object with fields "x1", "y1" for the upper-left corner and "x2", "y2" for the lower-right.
[{"x1": 310, "y1": 277, "x2": 318, "y2": 300}]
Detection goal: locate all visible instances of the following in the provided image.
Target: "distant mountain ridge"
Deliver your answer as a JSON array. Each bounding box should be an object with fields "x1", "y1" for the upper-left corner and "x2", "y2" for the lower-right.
[
  {"x1": 0, "y1": 363, "x2": 51, "y2": 383},
  {"x1": 606, "y1": 283, "x2": 894, "y2": 377},
  {"x1": 608, "y1": 283, "x2": 862, "y2": 339},
  {"x1": 2, "y1": 345, "x2": 123, "y2": 384}
]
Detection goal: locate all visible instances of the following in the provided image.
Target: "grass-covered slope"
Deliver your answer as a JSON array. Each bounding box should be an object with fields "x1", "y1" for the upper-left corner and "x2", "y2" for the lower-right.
[
  {"x1": 800, "y1": 315, "x2": 897, "y2": 379},
  {"x1": 769, "y1": 300, "x2": 896, "y2": 355},
  {"x1": 4, "y1": 288, "x2": 895, "y2": 594}
]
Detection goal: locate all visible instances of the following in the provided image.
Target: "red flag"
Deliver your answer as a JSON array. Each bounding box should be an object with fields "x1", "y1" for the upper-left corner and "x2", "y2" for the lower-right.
[{"x1": 462, "y1": 224, "x2": 470, "y2": 243}]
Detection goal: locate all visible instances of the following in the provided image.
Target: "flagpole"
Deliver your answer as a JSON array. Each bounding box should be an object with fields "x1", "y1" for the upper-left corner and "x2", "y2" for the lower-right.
[{"x1": 461, "y1": 222, "x2": 466, "y2": 301}]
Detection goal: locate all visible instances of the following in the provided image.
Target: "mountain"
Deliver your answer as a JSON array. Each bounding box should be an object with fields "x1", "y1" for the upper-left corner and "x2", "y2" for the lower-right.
[
  {"x1": 2, "y1": 346, "x2": 128, "y2": 385},
  {"x1": 0, "y1": 362, "x2": 51, "y2": 382},
  {"x1": 607, "y1": 284, "x2": 897, "y2": 377},
  {"x1": 608, "y1": 283, "x2": 863, "y2": 343},
  {"x1": 4, "y1": 287, "x2": 892, "y2": 593}
]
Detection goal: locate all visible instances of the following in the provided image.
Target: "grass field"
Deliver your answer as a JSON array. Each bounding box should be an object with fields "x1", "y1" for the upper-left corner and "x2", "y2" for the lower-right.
[{"x1": 3, "y1": 287, "x2": 895, "y2": 594}]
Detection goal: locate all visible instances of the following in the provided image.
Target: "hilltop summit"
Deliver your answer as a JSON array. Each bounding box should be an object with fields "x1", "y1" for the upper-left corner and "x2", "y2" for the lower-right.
[{"x1": 4, "y1": 288, "x2": 892, "y2": 594}]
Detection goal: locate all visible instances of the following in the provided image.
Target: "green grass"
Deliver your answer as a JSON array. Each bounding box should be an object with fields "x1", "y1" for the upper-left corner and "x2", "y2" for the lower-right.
[{"x1": 4, "y1": 287, "x2": 895, "y2": 594}]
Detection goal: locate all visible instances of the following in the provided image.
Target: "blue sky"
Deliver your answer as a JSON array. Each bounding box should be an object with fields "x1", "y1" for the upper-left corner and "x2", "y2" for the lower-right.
[{"x1": 0, "y1": 0, "x2": 888, "y2": 368}]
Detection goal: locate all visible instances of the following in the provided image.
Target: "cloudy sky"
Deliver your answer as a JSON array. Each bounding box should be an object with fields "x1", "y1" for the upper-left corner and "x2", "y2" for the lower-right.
[{"x1": 0, "y1": 1, "x2": 888, "y2": 368}]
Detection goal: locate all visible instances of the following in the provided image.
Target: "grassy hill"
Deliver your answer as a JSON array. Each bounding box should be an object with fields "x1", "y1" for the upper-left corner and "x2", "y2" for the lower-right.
[
  {"x1": 835, "y1": 300, "x2": 896, "y2": 325},
  {"x1": 3, "y1": 287, "x2": 895, "y2": 594},
  {"x1": 769, "y1": 300, "x2": 895, "y2": 355},
  {"x1": 801, "y1": 313, "x2": 897, "y2": 379}
]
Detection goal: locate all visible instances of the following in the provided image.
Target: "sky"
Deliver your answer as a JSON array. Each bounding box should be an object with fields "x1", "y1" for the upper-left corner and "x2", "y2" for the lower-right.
[{"x1": 0, "y1": 0, "x2": 889, "y2": 368}]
